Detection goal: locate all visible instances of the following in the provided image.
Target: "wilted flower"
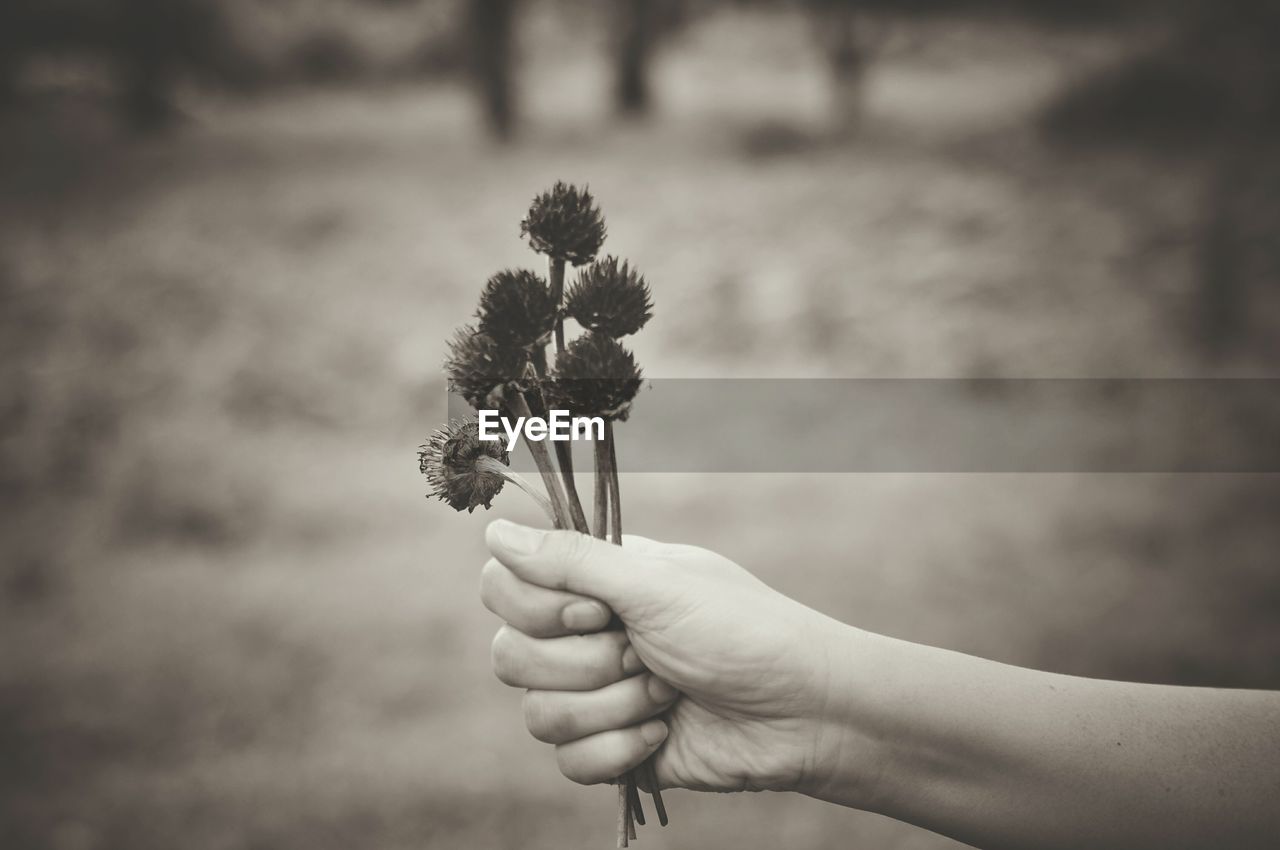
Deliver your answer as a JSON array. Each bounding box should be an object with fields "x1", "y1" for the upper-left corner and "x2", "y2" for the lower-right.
[
  {"x1": 520, "y1": 181, "x2": 607, "y2": 266},
  {"x1": 444, "y1": 325, "x2": 532, "y2": 409},
  {"x1": 478, "y1": 269, "x2": 557, "y2": 350},
  {"x1": 419, "y1": 419, "x2": 509, "y2": 512},
  {"x1": 566, "y1": 256, "x2": 653, "y2": 338},
  {"x1": 424, "y1": 182, "x2": 664, "y2": 839},
  {"x1": 550, "y1": 332, "x2": 643, "y2": 421}
]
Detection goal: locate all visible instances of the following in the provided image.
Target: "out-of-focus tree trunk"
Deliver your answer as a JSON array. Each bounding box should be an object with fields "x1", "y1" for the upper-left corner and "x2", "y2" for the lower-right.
[
  {"x1": 120, "y1": 46, "x2": 175, "y2": 131},
  {"x1": 1200, "y1": 135, "x2": 1250, "y2": 356},
  {"x1": 1195, "y1": 0, "x2": 1280, "y2": 356},
  {"x1": 0, "y1": 3, "x2": 26, "y2": 107},
  {"x1": 615, "y1": 0, "x2": 652, "y2": 115},
  {"x1": 471, "y1": 0, "x2": 515, "y2": 141},
  {"x1": 809, "y1": 0, "x2": 870, "y2": 136},
  {"x1": 114, "y1": 0, "x2": 179, "y2": 131},
  {"x1": 0, "y1": 50, "x2": 16, "y2": 108}
]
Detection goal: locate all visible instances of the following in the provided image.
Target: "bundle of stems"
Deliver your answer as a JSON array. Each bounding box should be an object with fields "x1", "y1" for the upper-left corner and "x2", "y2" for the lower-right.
[
  {"x1": 594, "y1": 419, "x2": 668, "y2": 844},
  {"x1": 423, "y1": 183, "x2": 662, "y2": 847}
]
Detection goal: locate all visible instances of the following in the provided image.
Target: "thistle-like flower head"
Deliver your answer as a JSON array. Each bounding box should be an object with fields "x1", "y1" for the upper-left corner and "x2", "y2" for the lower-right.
[
  {"x1": 444, "y1": 324, "x2": 532, "y2": 409},
  {"x1": 419, "y1": 419, "x2": 509, "y2": 512},
  {"x1": 565, "y1": 256, "x2": 653, "y2": 338},
  {"x1": 520, "y1": 181, "x2": 607, "y2": 266},
  {"x1": 477, "y1": 269, "x2": 557, "y2": 350},
  {"x1": 549, "y1": 332, "x2": 643, "y2": 421}
]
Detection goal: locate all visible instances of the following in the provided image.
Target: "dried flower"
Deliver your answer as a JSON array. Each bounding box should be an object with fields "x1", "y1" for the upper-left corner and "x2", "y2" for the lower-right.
[
  {"x1": 520, "y1": 181, "x2": 607, "y2": 266},
  {"x1": 566, "y1": 256, "x2": 653, "y2": 338},
  {"x1": 423, "y1": 182, "x2": 665, "y2": 841},
  {"x1": 550, "y1": 332, "x2": 643, "y2": 421},
  {"x1": 478, "y1": 269, "x2": 557, "y2": 350},
  {"x1": 419, "y1": 419, "x2": 510, "y2": 512},
  {"x1": 444, "y1": 325, "x2": 532, "y2": 409}
]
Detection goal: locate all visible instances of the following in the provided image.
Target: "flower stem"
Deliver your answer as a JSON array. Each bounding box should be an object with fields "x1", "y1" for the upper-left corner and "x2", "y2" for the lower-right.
[
  {"x1": 605, "y1": 421, "x2": 640, "y2": 840},
  {"x1": 541, "y1": 259, "x2": 590, "y2": 533},
  {"x1": 628, "y1": 778, "x2": 645, "y2": 827},
  {"x1": 526, "y1": 371, "x2": 590, "y2": 533},
  {"x1": 642, "y1": 762, "x2": 667, "y2": 826},
  {"x1": 555, "y1": 442, "x2": 590, "y2": 533},
  {"x1": 508, "y1": 392, "x2": 572, "y2": 530},
  {"x1": 531, "y1": 344, "x2": 549, "y2": 380},
  {"x1": 605, "y1": 419, "x2": 669, "y2": 827},
  {"x1": 617, "y1": 782, "x2": 629, "y2": 848},
  {"x1": 475, "y1": 456, "x2": 556, "y2": 525},
  {"x1": 606, "y1": 420, "x2": 622, "y2": 546},
  {"x1": 593, "y1": 435, "x2": 610, "y2": 539},
  {"x1": 549, "y1": 256, "x2": 567, "y2": 356},
  {"x1": 598, "y1": 434, "x2": 630, "y2": 846}
]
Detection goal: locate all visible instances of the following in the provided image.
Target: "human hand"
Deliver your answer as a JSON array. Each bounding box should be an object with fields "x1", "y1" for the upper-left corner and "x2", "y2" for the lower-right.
[
  {"x1": 480, "y1": 522, "x2": 1280, "y2": 850},
  {"x1": 480, "y1": 519, "x2": 859, "y2": 797}
]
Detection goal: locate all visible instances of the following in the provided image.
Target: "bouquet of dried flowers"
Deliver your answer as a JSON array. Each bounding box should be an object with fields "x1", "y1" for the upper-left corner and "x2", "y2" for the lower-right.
[{"x1": 418, "y1": 182, "x2": 662, "y2": 846}]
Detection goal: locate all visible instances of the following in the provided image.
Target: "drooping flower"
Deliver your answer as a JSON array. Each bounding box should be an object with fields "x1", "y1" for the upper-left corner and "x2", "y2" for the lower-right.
[
  {"x1": 549, "y1": 332, "x2": 643, "y2": 421},
  {"x1": 444, "y1": 325, "x2": 532, "y2": 409},
  {"x1": 520, "y1": 181, "x2": 607, "y2": 267},
  {"x1": 565, "y1": 256, "x2": 653, "y2": 338},
  {"x1": 419, "y1": 419, "x2": 510, "y2": 512},
  {"x1": 477, "y1": 269, "x2": 558, "y2": 350}
]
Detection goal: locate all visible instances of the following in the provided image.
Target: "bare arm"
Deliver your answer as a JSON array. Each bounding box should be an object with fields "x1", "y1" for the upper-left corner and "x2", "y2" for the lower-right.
[
  {"x1": 479, "y1": 521, "x2": 1280, "y2": 850},
  {"x1": 813, "y1": 627, "x2": 1280, "y2": 850}
]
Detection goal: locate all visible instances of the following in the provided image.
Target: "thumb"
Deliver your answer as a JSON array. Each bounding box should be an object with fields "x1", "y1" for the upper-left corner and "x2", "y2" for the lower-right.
[{"x1": 485, "y1": 519, "x2": 653, "y2": 610}]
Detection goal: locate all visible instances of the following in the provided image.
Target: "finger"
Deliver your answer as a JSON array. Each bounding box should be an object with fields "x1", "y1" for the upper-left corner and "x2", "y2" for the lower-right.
[
  {"x1": 524, "y1": 673, "x2": 680, "y2": 745},
  {"x1": 485, "y1": 520, "x2": 662, "y2": 611},
  {"x1": 555, "y1": 719, "x2": 670, "y2": 785},
  {"x1": 491, "y1": 624, "x2": 646, "y2": 690},
  {"x1": 480, "y1": 558, "x2": 612, "y2": 638}
]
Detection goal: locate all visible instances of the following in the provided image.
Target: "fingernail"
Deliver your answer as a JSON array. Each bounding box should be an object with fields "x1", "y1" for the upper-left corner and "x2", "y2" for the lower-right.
[
  {"x1": 639, "y1": 719, "x2": 668, "y2": 747},
  {"x1": 647, "y1": 675, "x2": 679, "y2": 704},
  {"x1": 621, "y1": 644, "x2": 645, "y2": 675},
  {"x1": 562, "y1": 600, "x2": 608, "y2": 632},
  {"x1": 492, "y1": 520, "x2": 544, "y2": 556}
]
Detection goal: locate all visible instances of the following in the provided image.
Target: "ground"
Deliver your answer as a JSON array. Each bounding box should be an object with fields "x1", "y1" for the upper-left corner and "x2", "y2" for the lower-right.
[{"x1": 2, "y1": 8, "x2": 1278, "y2": 850}]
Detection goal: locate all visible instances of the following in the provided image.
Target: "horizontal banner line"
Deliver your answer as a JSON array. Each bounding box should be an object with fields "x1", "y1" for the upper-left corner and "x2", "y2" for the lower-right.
[{"x1": 446, "y1": 379, "x2": 1280, "y2": 473}]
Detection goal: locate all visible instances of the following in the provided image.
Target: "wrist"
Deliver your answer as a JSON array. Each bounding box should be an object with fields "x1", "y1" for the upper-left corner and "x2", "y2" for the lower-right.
[{"x1": 793, "y1": 617, "x2": 904, "y2": 811}]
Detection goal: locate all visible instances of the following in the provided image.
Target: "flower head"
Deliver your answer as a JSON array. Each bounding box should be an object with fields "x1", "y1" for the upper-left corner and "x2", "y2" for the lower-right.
[
  {"x1": 444, "y1": 325, "x2": 532, "y2": 409},
  {"x1": 520, "y1": 181, "x2": 607, "y2": 266},
  {"x1": 477, "y1": 269, "x2": 557, "y2": 350},
  {"x1": 419, "y1": 418, "x2": 509, "y2": 512},
  {"x1": 549, "y1": 332, "x2": 643, "y2": 421},
  {"x1": 565, "y1": 256, "x2": 653, "y2": 338}
]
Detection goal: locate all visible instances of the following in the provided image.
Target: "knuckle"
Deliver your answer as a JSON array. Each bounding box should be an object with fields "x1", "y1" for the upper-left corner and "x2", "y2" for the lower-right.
[
  {"x1": 522, "y1": 691, "x2": 553, "y2": 742},
  {"x1": 478, "y1": 559, "x2": 505, "y2": 612},
  {"x1": 517, "y1": 616, "x2": 554, "y2": 640},
  {"x1": 489, "y1": 626, "x2": 520, "y2": 687},
  {"x1": 606, "y1": 631, "x2": 633, "y2": 678},
  {"x1": 521, "y1": 691, "x2": 546, "y2": 738},
  {"x1": 578, "y1": 635, "x2": 622, "y2": 689},
  {"x1": 523, "y1": 691, "x2": 573, "y2": 744},
  {"x1": 515, "y1": 599, "x2": 560, "y2": 640},
  {"x1": 555, "y1": 746, "x2": 599, "y2": 785}
]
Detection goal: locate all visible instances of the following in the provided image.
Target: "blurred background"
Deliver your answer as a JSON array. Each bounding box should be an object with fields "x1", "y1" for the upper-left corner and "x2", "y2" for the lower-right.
[{"x1": 2, "y1": 1, "x2": 1279, "y2": 848}]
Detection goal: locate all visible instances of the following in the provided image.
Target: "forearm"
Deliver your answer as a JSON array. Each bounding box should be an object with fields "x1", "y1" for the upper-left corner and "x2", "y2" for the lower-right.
[{"x1": 807, "y1": 622, "x2": 1280, "y2": 850}]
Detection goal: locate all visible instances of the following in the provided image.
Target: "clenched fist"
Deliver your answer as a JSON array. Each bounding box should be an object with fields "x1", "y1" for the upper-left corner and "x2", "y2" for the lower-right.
[{"x1": 480, "y1": 519, "x2": 854, "y2": 795}]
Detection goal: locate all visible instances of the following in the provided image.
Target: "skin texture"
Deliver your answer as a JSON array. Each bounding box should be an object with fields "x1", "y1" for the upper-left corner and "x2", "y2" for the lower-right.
[{"x1": 479, "y1": 520, "x2": 1280, "y2": 850}]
